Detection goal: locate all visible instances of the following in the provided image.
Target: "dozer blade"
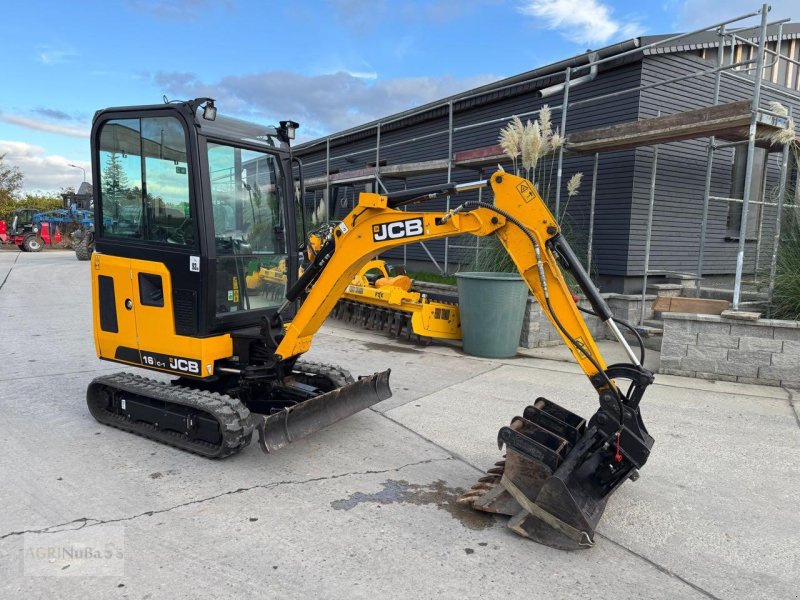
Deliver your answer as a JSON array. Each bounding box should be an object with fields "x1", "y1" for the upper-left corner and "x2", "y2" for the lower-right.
[
  {"x1": 462, "y1": 396, "x2": 652, "y2": 551},
  {"x1": 257, "y1": 369, "x2": 392, "y2": 453}
]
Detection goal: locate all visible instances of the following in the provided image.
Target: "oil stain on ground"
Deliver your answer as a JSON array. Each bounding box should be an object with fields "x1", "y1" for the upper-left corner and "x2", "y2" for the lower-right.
[
  {"x1": 330, "y1": 479, "x2": 494, "y2": 530},
  {"x1": 361, "y1": 341, "x2": 422, "y2": 355}
]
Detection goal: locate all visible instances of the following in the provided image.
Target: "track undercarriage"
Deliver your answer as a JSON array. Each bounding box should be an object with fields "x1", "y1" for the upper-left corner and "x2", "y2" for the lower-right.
[{"x1": 87, "y1": 361, "x2": 391, "y2": 459}]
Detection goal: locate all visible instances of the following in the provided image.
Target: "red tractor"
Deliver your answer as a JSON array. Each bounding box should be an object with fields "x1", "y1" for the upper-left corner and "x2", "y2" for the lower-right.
[{"x1": 0, "y1": 208, "x2": 60, "y2": 252}]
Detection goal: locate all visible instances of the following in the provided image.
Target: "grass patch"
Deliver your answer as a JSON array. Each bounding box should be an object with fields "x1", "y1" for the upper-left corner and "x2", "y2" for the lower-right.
[{"x1": 406, "y1": 270, "x2": 457, "y2": 286}]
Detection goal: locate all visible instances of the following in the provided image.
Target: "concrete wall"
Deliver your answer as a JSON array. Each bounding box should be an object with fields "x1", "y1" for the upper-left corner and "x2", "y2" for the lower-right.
[
  {"x1": 660, "y1": 313, "x2": 800, "y2": 386},
  {"x1": 519, "y1": 293, "x2": 656, "y2": 348}
]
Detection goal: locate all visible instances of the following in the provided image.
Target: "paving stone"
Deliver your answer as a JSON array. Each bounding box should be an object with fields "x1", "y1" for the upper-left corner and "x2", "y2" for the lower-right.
[
  {"x1": 697, "y1": 333, "x2": 739, "y2": 349},
  {"x1": 687, "y1": 320, "x2": 731, "y2": 334},
  {"x1": 730, "y1": 324, "x2": 774, "y2": 339},
  {"x1": 680, "y1": 358, "x2": 717, "y2": 373},
  {"x1": 662, "y1": 330, "x2": 698, "y2": 346},
  {"x1": 738, "y1": 337, "x2": 783, "y2": 353},
  {"x1": 759, "y1": 366, "x2": 800, "y2": 383},
  {"x1": 659, "y1": 367, "x2": 696, "y2": 377},
  {"x1": 726, "y1": 350, "x2": 772, "y2": 366},
  {"x1": 715, "y1": 362, "x2": 759, "y2": 378},
  {"x1": 659, "y1": 357, "x2": 682, "y2": 370},
  {"x1": 782, "y1": 340, "x2": 800, "y2": 353},
  {"x1": 660, "y1": 343, "x2": 688, "y2": 358},
  {"x1": 773, "y1": 328, "x2": 800, "y2": 342},
  {"x1": 771, "y1": 352, "x2": 800, "y2": 368},
  {"x1": 686, "y1": 345, "x2": 729, "y2": 361}
]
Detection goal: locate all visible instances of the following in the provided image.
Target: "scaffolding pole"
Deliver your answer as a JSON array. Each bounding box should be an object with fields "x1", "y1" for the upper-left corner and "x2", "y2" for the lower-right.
[
  {"x1": 325, "y1": 137, "x2": 331, "y2": 222},
  {"x1": 696, "y1": 24, "x2": 727, "y2": 297},
  {"x1": 733, "y1": 4, "x2": 770, "y2": 310},
  {"x1": 587, "y1": 153, "x2": 599, "y2": 270},
  {"x1": 444, "y1": 101, "x2": 453, "y2": 274},
  {"x1": 641, "y1": 142, "x2": 660, "y2": 327},
  {"x1": 554, "y1": 66, "x2": 572, "y2": 217}
]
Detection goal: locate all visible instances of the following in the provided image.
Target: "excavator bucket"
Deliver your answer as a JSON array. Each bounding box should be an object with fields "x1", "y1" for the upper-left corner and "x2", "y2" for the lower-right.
[
  {"x1": 257, "y1": 370, "x2": 392, "y2": 453},
  {"x1": 460, "y1": 396, "x2": 653, "y2": 550}
]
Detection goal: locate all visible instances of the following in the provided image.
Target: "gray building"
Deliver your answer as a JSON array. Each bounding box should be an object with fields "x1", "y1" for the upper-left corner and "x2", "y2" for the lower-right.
[{"x1": 294, "y1": 23, "x2": 800, "y2": 293}]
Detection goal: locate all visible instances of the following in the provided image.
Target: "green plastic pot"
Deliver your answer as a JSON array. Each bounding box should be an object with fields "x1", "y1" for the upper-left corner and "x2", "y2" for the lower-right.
[{"x1": 455, "y1": 272, "x2": 528, "y2": 358}]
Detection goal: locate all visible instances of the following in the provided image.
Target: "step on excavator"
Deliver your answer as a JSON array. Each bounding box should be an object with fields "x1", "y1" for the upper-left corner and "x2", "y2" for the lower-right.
[{"x1": 86, "y1": 99, "x2": 654, "y2": 549}]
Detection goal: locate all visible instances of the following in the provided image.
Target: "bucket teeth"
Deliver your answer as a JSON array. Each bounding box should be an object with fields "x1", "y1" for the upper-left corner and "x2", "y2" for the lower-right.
[
  {"x1": 455, "y1": 495, "x2": 479, "y2": 505},
  {"x1": 456, "y1": 489, "x2": 487, "y2": 503},
  {"x1": 460, "y1": 396, "x2": 642, "y2": 550},
  {"x1": 471, "y1": 482, "x2": 494, "y2": 491}
]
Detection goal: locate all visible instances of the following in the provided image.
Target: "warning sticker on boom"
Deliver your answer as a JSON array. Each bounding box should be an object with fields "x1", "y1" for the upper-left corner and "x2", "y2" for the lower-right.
[
  {"x1": 573, "y1": 336, "x2": 593, "y2": 360},
  {"x1": 517, "y1": 181, "x2": 536, "y2": 203}
]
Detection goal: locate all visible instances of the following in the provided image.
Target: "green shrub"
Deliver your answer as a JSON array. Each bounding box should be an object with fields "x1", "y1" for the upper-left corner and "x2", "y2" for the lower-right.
[{"x1": 772, "y1": 207, "x2": 800, "y2": 320}]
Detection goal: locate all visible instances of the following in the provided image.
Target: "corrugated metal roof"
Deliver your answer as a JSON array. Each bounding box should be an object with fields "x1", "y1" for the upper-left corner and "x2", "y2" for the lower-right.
[{"x1": 640, "y1": 23, "x2": 800, "y2": 54}]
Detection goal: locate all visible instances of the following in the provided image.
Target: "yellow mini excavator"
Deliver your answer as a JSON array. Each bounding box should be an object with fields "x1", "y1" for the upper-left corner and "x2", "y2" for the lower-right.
[
  {"x1": 246, "y1": 256, "x2": 462, "y2": 342},
  {"x1": 86, "y1": 99, "x2": 654, "y2": 550}
]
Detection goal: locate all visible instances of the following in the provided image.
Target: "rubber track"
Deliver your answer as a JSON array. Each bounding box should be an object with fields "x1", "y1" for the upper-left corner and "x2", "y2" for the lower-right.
[
  {"x1": 88, "y1": 372, "x2": 254, "y2": 459},
  {"x1": 292, "y1": 359, "x2": 354, "y2": 387}
]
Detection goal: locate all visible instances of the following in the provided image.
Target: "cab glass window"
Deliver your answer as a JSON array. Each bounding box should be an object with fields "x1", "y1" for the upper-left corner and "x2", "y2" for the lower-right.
[
  {"x1": 207, "y1": 142, "x2": 287, "y2": 315},
  {"x1": 98, "y1": 116, "x2": 193, "y2": 245}
]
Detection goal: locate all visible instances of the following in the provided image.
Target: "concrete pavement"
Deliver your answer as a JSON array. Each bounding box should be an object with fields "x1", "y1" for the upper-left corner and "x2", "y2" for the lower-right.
[{"x1": 1, "y1": 250, "x2": 798, "y2": 599}]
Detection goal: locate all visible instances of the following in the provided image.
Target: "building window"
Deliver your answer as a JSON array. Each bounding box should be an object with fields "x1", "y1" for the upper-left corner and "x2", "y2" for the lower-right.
[{"x1": 726, "y1": 146, "x2": 765, "y2": 240}]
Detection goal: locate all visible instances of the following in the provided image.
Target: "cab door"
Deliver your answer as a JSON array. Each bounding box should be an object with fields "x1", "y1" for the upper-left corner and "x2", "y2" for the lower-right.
[{"x1": 91, "y1": 253, "x2": 140, "y2": 365}]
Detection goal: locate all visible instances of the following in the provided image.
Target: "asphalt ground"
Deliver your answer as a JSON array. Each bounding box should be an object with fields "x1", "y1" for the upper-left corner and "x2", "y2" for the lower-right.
[{"x1": 1, "y1": 250, "x2": 798, "y2": 599}]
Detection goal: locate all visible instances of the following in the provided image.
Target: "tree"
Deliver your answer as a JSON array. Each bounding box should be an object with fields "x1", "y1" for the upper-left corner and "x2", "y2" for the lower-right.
[
  {"x1": 0, "y1": 154, "x2": 24, "y2": 203},
  {"x1": 0, "y1": 154, "x2": 25, "y2": 220},
  {"x1": 102, "y1": 152, "x2": 131, "y2": 217}
]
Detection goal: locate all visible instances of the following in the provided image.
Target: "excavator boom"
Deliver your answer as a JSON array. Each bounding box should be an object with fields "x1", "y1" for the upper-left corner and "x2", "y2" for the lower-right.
[{"x1": 265, "y1": 172, "x2": 654, "y2": 549}]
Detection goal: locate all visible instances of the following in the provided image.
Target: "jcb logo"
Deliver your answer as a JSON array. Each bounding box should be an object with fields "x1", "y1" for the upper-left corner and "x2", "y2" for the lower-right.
[
  {"x1": 373, "y1": 218, "x2": 424, "y2": 242},
  {"x1": 169, "y1": 357, "x2": 200, "y2": 374}
]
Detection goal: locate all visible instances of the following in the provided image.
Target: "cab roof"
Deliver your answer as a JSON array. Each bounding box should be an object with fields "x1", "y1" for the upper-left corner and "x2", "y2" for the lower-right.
[{"x1": 93, "y1": 101, "x2": 288, "y2": 152}]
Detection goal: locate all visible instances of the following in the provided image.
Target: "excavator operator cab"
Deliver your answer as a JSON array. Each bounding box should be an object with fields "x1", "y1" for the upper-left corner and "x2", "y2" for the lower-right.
[{"x1": 90, "y1": 99, "x2": 301, "y2": 346}]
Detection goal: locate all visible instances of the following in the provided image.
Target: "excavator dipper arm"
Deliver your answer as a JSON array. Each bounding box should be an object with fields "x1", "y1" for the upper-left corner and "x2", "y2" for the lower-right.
[{"x1": 271, "y1": 172, "x2": 654, "y2": 550}]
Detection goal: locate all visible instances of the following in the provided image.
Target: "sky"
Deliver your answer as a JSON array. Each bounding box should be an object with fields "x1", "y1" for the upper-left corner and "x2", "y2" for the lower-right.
[{"x1": 1, "y1": 0, "x2": 799, "y2": 193}]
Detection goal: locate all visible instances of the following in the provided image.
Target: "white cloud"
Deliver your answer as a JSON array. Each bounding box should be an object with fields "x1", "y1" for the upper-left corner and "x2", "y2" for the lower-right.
[
  {"x1": 152, "y1": 70, "x2": 500, "y2": 137},
  {"x1": 345, "y1": 71, "x2": 378, "y2": 80},
  {"x1": 0, "y1": 112, "x2": 89, "y2": 139},
  {"x1": 36, "y1": 45, "x2": 77, "y2": 65},
  {"x1": 674, "y1": 1, "x2": 800, "y2": 29},
  {"x1": 0, "y1": 141, "x2": 90, "y2": 193},
  {"x1": 518, "y1": 0, "x2": 644, "y2": 46}
]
